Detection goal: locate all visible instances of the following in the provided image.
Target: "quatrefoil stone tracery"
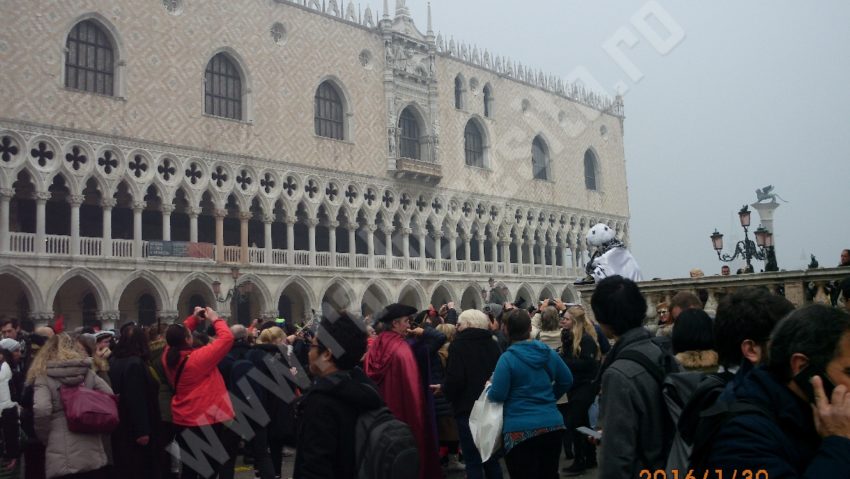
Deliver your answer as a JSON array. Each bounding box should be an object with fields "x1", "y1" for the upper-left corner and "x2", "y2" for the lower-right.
[
  {"x1": 98, "y1": 151, "x2": 118, "y2": 174},
  {"x1": 261, "y1": 173, "x2": 276, "y2": 194},
  {"x1": 185, "y1": 163, "x2": 203, "y2": 185},
  {"x1": 158, "y1": 159, "x2": 176, "y2": 181},
  {"x1": 128, "y1": 155, "x2": 148, "y2": 178},
  {"x1": 30, "y1": 142, "x2": 54, "y2": 167},
  {"x1": 236, "y1": 170, "x2": 252, "y2": 191},
  {"x1": 211, "y1": 167, "x2": 228, "y2": 188},
  {"x1": 0, "y1": 136, "x2": 19, "y2": 162}
]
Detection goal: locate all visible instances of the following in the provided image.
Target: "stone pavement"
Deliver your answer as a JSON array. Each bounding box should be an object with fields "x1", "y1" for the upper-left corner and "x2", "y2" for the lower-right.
[{"x1": 233, "y1": 450, "x2": 600, "y2": 478}]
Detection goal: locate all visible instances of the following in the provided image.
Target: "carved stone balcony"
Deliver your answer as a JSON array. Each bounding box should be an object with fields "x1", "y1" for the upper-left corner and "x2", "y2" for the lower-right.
[{"x1": 392, "y1": 157, "x2": 442, "y2": 185}]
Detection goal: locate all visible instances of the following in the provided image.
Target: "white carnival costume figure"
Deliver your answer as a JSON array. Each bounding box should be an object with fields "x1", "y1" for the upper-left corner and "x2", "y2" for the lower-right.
[{"x1": 577, "y1": 223, "x2": 643, "y2": 284}]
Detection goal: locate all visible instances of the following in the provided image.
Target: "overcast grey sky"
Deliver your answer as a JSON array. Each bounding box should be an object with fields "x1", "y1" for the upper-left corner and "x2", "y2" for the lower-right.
[{"x1": 404, "y1": 0, "x2": 850, "y2": 279}]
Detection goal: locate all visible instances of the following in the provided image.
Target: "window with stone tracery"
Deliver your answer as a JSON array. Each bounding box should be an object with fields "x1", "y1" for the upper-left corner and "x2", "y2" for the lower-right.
[
  {"x1": 399, "y1": 108, "x2": 421, "y2": 160},
  {"x1": 483, "y1": 84, "x2": 493, "y2": 117},
  {"x1": 464, "y1": 121, "x2": 484, "y2": 168},
  {"x1": 314, "y1": 81, "x2": 344, "y2": 140},
  {"x1": 454, "y1": 75, "x2": 464, "y2": 109},
  {"x1": 584, "y1": 149, "x2": 598, "y2": 190},
  {"x1": 204, "y1": 53, "x2": 243, "y2": 120},
  {"x1": 532, "y1": 136, "x2": 549, "y2": 180},
  {"x1": 65, "y1": 20, "x2": 115, "y2": 96}
]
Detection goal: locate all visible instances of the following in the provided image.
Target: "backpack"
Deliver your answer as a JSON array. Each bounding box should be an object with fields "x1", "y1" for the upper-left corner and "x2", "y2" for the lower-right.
[
  {"x1": 661, "y1": 372, "x2": 727, "y2": 471},
  {"x1": 686, "y1": 395, "x2": 773, "y2": 470},
  {"x1": 354, "y1": 406, "x2": 419, "y2": 479},
  {"x1": 614, "y1": 336, "x2": 680, "y2": 464}
]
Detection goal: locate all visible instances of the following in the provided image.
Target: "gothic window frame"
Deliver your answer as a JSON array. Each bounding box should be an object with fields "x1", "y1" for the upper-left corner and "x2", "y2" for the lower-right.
[
  {"x1": 454, "y1": 74, "x2": 466, "y2": 110},
  {"x1": 463, "y1": 118, "x2": 489, "y2": 169},
  {"x1": 202, "y1": 49, "x2": 253, "y2": 122},
  {"x1": 398, "y1": 107, "x2": 422, "y2": 160},
  {"x1": 62, "y1": 15, "x2": 125, "y2": 98},
  {"x1": 314, "y1": 78, "x2": 349, "y2": 141},
  {"x1": 531, "y1": 135, "x2": 551, "y2": 181},
  {"x1": 483, "y1": 83, "x2": 494, "y2": 118},
  {"x1": 584, "y1": 148, "x2": 600, "y2": 191}
]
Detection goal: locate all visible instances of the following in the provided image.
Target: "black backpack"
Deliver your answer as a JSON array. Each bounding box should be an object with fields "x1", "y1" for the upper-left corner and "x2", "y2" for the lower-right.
[
  {"x1": 686, "y1": 396, "x2": 773, "y2": 470},
  {"x1": 354, "y1": 406, "x2": 419, "y2": 479}
]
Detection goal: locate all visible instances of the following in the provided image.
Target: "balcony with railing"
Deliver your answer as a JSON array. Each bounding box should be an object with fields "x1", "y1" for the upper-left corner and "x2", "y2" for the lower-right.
[{"x1": 2, "y1": 232, "x2": 579, "y2": 279}]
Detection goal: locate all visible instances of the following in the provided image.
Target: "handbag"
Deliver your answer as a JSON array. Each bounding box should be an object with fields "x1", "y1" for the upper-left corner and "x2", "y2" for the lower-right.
[
  {"x1": 468, "y1": 384, "x2": 503, "y2": 462},
  {"x1": 59, "y1": 382, "x2": 119, "y2": 434}
]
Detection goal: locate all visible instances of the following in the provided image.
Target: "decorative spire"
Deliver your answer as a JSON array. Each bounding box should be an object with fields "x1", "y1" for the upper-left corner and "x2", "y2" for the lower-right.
[
  {"x1": 395, "y1": 0, "x2": 410, "y2": 18},
  {"x1": 427, "y1": 2, "x2": 433, "y2": 35},
  {"x1": 383, "y1": 0, "x2": 389, "y2": 19}
]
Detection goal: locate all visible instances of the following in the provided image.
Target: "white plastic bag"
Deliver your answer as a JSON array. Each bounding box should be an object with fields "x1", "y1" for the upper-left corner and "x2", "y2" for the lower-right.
[{"x1": 468, "y1": 384, "x2": 503, "y2": 462}]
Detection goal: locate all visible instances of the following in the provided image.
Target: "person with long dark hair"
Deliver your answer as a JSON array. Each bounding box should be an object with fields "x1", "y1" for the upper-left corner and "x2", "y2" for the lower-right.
[
  {"x1": 162, "y1": 307, "x2": 235, "y2": 479},
  {"x1": 109, "y1": 324, "x2": 161, "y2": 479}
]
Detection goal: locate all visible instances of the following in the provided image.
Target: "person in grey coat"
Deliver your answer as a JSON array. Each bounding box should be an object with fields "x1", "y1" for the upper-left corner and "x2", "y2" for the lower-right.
[
  {"x1": 30, "y1": 333, "x2": 113, "y2": 479},
  {"x1": 591, "y1": 276, "x2": 680, "y2": 479}
]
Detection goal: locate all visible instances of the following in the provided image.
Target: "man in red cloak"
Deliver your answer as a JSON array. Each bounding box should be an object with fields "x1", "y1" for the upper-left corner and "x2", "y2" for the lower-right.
[{"x1": 365, "y1": 304, "x2": 443, "y2": 479}]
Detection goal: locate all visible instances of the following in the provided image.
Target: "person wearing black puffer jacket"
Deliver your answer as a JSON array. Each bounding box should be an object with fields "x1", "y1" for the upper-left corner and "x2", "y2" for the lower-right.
[
  {"x1": 443, "y1": 309, "x2": 503, "y2": 479},
  {"x1": 294, "y1": 312, "x2": 383, "y2": 479}
]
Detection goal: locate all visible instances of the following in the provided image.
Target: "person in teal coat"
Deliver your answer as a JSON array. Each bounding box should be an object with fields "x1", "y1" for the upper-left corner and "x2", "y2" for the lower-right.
[{"x1": 488, "y1": 308, "x2": 573, "y2": 479}]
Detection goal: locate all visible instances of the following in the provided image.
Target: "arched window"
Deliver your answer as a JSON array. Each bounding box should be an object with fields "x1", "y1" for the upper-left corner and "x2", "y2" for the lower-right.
[
  {"x1": 584, "y1": 149, "x2": 598, "y2": 190},
  {"x1": 314, "y1": 81, "x2": 344, "y2": 140},
  {"x1": 398, "y1": 108, "x2": 420, "y2": 160},
  {"x1": 65, "y1": 20, "x2": 115, "y2": 96},
  {"x1": 464, "y1": 121, "x2": 484, "y2": 167},
  {"x1": 204, "y1": 53, "x2": 243, "y2": 120},
  {"x1": 483, "y1": 84, "x2": 493, "y2": 117},
  {"x1": 454, "y1": 75, "x2": 464, "y2": 109},
  {"x1": 532, "y1": 136, "x2": 549, "y2": 180}
]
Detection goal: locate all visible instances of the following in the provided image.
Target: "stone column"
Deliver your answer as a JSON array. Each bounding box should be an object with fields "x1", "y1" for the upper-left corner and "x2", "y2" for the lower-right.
[
  {"x1": 418, "y1": 228, "x2": 427, "y2": 271},
  {"x1": 263, "y1": 214, "x2": 273, "y2": 265},
  {"x1": 133, "y1": 201, "x2": 146, "y2": 258},
  {"x1": 433, "y1": 231, "x2": 444, "y2": 260},
  {"x1": 366, "y1": 223, "x2": 376, "y2": 269},
  {"x1": 68, "y1": 195, "x2": 84, "y2": 256},
  {"x1": 0, "y1": 189, "x2": 12, "y2": 253},
  {"x1": 307, "y1": 218, "x2": 318, "y2": 266},
  {"x1": 215, "y1": 209, "x2": 227, "y2": 263},
  {"x1": 102, "y1": 198, "x2": 115, "y2": 258},
  {"x1": 463, "y1": 233, "x2": 472, "y2": 269},
  {"x1": 447, "y1": 231, "x2": 457, "y2": 272},
  {"x1": 528, "y1": 238, "x2": 536, "y2": 266},
  {"x1": 34, "y1": 192, "x2": 50, "y2": 254},
  {"x1": 548, "y1": 243, "x2": 556, "y2": 267},
  {"x1": 285, "y1": 216, "x2": 296, "y2": 261},
  {"x1": 328, "y1": 221, "x2": 339, "y2": 264},
  {"x1": 347, "y1": 223, "x2": 357, "y2": 264},
  {"x1": 240, "y1": 212, "x2": 251, "y2": 265},
  {"x1": 381, "y1": 225, "x2": 393, "y2": 265},
  {"x1": 188, "y1": 207, "x2": 200, "y2": 243},
  {"x1": 161, "y1": 204, "x2": 175, "y2": 241},
  {"x1": 500, "y1": 235, "x2": 510, "y2": 271},
  {"x1": 29, "y1": 312, "x2": 53, "y2": 328}
]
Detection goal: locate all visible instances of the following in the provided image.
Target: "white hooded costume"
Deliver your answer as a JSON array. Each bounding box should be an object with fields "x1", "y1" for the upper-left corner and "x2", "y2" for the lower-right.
[{"x1": 585, "y1": 223, "x2": 643, "y2": 282}]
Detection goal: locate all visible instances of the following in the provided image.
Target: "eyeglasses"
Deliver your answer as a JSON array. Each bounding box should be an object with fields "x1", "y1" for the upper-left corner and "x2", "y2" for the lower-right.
[{"x1": 657, "y1": 310, "x2": 668, "y2": 315}]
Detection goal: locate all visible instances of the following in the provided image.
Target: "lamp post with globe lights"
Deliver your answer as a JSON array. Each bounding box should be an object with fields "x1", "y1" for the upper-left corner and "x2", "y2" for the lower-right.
[{"x1": 710, "y1": 205, "x2": 778, "y2": 273}]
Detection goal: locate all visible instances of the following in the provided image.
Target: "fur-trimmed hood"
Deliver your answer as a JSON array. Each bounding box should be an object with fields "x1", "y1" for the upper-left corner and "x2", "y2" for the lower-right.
[{"x1": 675, "y1": 349, "x2": 719, "y2": 371}]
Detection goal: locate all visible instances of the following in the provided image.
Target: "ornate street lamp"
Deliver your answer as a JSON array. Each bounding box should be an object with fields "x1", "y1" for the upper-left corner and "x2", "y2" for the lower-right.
[
  {"x1": 711, "y1": 205, "x2": 778, "y2": 272},
  {"x1": 211, "y1": 267, "x2": 252, "y2": 323}
]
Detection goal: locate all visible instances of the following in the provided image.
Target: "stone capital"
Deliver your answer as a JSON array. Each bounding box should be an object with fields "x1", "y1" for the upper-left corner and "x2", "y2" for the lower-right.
[
  {"x1": 214, "y1": 209, "x2": 229, "y2": 219},
  {"x1": 0, "y1": 188, "x2": 14, "y2": 199},
  {"x1": 161, "y1": 204, "x2": 176, "y2": 215},
  {"x1": 401, "y1": 227, "x2": 413, "y2": 236},
  {"x1": 159, "y1": 310, "x2": 179, "y2": 323},
  {"x1": 33, "y1": 192, "x2": 52, "y2": 202},
  {"x1": 187, "y1": 206, "x2": 202, "y2": 217},
  {"x1": 101, "y1": 198, "x2": 117, "y2": 209},
  {"x1": 346, "y1": 222, "x2": 359, "y2": 232},
  {"x1": 328, "y1": 221, "x2": 340, "y2": 229},
  {"x1": 132, "y1": 201, "x2": 148, "y2": 211},
  {"x1": 380, "y1": 225, "x2": 394, "y2": 235},
  {"x1": 67, "y1": 194, "x2": 85, "y2": 207},
  {"x1": 431, "y1": 231, "x2": 444, "y2": 239},
  {"x1": 461, "y1": 233, "x2": 472, "y2": 242},
  {"x1": 445, "y1": 231, "x2": 458, "y2": 241},
  {"x1": 263, "y1": 214, "x2": 275, "y2": 224},
  {"x1": 239, "y1": 211, "x2": 253, "y2": 222},
  {"x1": 306, "y1": 218, "x2": 320, "y2": 228},
  {"x1": 365, "y1": 223, "x2": 378, "y2": 233},
  {"x1": 285, "y1": 215, "x2": 298, "y2": 225}
]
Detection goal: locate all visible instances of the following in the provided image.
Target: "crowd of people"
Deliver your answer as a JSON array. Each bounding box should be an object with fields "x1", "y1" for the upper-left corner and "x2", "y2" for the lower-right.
[{"x1": 1, "y1": 256, "x2": 850, "y2": 479}]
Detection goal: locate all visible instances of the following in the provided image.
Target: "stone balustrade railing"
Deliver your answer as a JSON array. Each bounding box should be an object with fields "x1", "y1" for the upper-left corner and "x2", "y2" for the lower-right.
[{"x1": 575, "y1": 267, "x2": 850, "y2": 324}]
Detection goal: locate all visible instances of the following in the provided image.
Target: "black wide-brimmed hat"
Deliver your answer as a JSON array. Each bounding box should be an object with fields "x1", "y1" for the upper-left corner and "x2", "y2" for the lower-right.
[{"x1": 375, "y1": 303, "x2": 418, "y2": 324}]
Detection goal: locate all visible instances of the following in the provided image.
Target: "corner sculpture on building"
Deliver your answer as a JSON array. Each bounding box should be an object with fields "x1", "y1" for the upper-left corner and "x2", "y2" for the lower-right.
[{"x1": 0, "y1": 0, "x2": 632, "y2": 330}]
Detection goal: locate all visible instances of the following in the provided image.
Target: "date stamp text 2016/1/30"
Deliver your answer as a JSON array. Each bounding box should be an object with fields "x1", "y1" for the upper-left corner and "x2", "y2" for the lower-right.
[{"x1": 639, "y1": 470, "x2": 768, "y2": 479}]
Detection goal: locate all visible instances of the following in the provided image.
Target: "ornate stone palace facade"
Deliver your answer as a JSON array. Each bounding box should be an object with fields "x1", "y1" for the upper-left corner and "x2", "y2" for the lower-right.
[{"x1": 0, "y1": 0, "x2": 631, "y2": 328}]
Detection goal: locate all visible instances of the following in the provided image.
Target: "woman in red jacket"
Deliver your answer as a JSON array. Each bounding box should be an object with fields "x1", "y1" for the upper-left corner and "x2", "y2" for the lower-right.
[{"x1": 163, "y1": 307, "x2": 236, "y2": 479}]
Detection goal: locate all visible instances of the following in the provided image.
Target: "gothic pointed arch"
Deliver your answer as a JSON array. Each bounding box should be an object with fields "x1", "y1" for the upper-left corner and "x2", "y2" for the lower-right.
[
  {"x1": 532, "y1": 135, "x2": 550, "y2": 181},
  {"x1": 0, "y1": 265, "x2": 45, "y2": 313},
  {"x1": 203, "y1": 49, "x2": 252, "y2": 121},
  {"x1": 584, "y1": 148, "x2": 600, "y2": 191},
  {"x1": 63, "y1": 14, "x2": 125, "y2": 97},
  {"x1": 463, "y1": 117, "x2": 489, "y2": 168},
  {"x1": 398, "y1": 105, "x2": 424, "y2": 160},
  {"x1": 47, "y1": 268, "x2": 111, "y2": 319},
  {"x1": 112, "y1": 269, "x2": 170, "y2": 312},
  {"x1": 314, "y1": 77, "x2": 350, "y2": 140},
  {"x1": 397, "y1": 279, "x2": 427, "y2": 310}
]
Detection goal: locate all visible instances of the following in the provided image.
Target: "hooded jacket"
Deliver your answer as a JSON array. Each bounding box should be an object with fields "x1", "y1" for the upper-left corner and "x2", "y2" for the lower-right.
[
  {"x1": 705, "y1": 366, "x2": 850, "y2": 477},
  {"x1": 33, "y1": 358, "x2": 112, "y2": 479},
  {"x1": 443, "y1": 327, "x2": 502, "y2": 416},
  {"x1": 488, "y1": 340, "x2": 573, "y2": 434},
  {"x1": 294, "y1": 368, "x2": 384, "y2": 479}
]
